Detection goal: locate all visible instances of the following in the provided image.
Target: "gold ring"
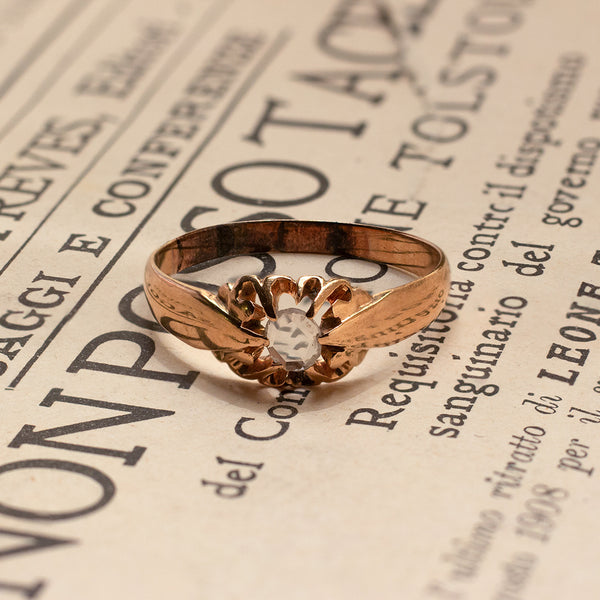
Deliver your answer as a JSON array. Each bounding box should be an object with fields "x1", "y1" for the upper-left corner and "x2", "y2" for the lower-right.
[{"x1": 144, "y1": 220, "x2": 450, "y2": 387}]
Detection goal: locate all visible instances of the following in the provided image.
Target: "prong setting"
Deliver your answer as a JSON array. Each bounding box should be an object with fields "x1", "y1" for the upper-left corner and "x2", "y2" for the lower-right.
[{"x1": 214, "y1": 275, "x2": 370, "y2": 386}]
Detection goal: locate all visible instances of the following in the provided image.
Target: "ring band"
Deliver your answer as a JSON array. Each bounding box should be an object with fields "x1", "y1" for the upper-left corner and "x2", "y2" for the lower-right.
[{"x1": 144, "y1": 220, "x2": 450, "y2": 387}]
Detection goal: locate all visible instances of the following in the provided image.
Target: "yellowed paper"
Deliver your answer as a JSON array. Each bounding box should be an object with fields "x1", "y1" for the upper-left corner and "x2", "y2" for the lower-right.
[{"x1": 0, "y1": 0, "x2": 599, "y2": 598}]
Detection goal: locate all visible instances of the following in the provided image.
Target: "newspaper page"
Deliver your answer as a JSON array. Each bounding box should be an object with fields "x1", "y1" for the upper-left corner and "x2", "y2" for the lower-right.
[{"x1": 0, "y1": 0, "x2": 599, "y2": 598}]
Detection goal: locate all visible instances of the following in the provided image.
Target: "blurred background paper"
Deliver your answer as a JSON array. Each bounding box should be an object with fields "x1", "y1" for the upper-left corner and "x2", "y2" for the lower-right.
[{"x1": 0, "y1": 1, "x2": 599, "y2": 598}]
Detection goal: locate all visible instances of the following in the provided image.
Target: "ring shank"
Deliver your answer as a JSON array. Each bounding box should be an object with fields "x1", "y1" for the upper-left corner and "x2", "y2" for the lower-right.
[
  {"x1": 153, "y1": 220, "x2": 445, "y2": 277},
  {"x1": 145, "y1": 220, "x2": 450, "y2": 361}
]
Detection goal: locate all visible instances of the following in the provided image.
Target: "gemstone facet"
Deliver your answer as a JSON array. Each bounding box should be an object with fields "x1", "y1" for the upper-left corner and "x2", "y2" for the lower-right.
[{"x1": 265, "y1": 308, "x2": 321, "y2": 371}]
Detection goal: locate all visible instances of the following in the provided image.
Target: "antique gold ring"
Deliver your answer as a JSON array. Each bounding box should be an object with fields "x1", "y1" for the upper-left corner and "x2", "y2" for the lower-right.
[{"x1": 144, "y1": 220, "x2": 450, "y2": 387}]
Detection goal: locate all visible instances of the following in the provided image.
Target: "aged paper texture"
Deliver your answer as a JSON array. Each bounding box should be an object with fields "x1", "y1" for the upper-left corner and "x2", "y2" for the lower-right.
[{"x1": 0, "y1": 0, "x2": 599, "y2": 598}]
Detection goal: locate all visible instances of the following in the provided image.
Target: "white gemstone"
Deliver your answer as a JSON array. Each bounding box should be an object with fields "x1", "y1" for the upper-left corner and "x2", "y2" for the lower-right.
[{"x1": 265, "y1": 308, "x2": 321, "y2": 371}]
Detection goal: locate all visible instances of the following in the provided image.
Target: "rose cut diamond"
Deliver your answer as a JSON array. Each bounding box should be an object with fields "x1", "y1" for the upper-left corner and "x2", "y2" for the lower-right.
[{"x1": 265, "y1": 308, "x2": 321, "y2": 371}]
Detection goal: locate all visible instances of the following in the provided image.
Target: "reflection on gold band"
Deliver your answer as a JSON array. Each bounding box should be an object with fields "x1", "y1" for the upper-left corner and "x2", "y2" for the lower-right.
[{"x1": 144, "y1": 220, "x2": 450, "y2": 386}]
